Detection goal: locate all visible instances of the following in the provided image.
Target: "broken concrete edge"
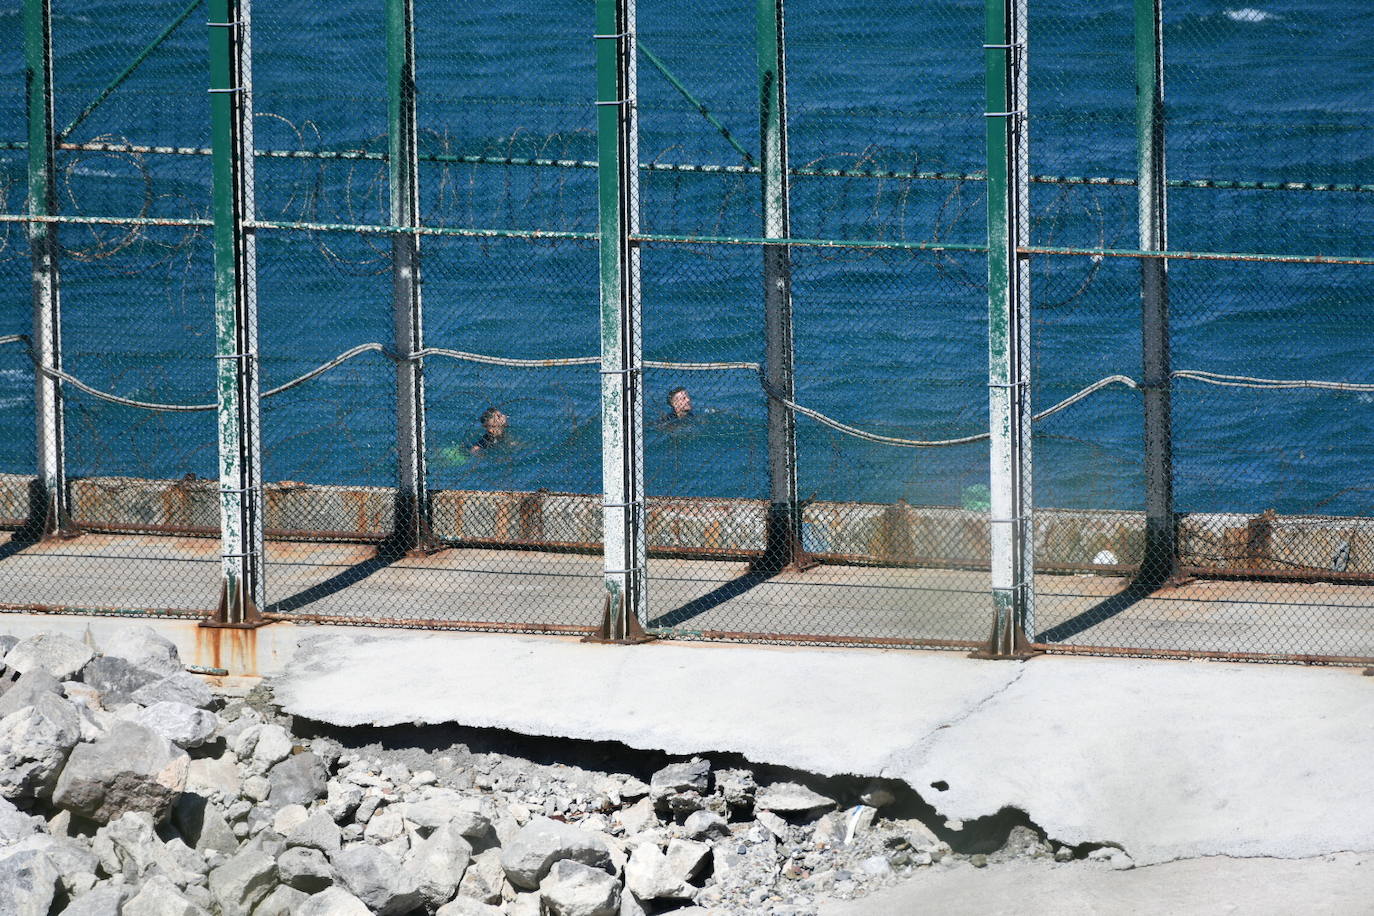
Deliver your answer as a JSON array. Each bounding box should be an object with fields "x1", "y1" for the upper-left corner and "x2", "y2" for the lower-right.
[{"x1": 2, "y1": 472, "x2": 1372, "y2": 576}]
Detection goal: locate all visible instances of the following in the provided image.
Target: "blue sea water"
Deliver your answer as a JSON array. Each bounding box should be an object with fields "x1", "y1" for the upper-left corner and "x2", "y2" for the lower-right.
[{"x1": 0, "y1": 0, "x2": 1371, "y2": 519}]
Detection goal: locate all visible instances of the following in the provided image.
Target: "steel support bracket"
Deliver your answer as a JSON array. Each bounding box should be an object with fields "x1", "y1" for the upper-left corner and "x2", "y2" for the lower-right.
[{"x1": 584, "y1": 593, "x2": 656, "y2": 645}]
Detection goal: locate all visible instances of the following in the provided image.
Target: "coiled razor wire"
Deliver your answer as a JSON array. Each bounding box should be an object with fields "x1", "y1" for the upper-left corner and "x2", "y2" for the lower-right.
[{"x1": 0, "y1": 334, "x2": 1371, "y2": 446}]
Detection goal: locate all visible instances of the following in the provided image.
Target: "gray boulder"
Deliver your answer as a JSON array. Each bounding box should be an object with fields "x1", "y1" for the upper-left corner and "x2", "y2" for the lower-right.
[
  {"x1": 91, "y1": 811, "x2": 204, "y2": 887},
  {"x1": 52, "y1": 720, "x2": 190, "y2": 823},
  {"x1": 267, "y1": 751, "x2": 328, "y2": 807},
  {"x1": 0, "y1": 847, "x2": 61, "y2": 916},
  {"x1": 716, "y1": 768, "x2": 757, "y2": 812},
  {"x1": 132, "y1": 701, "x2": 218, "y2": 749},
  {"x1": 437, "y1": 897, "x2": 505, "y2": 916},
  {"x1": 207, "y1": 848, "x2": 278, "y2": 916},
  {"x1": 172, "y1": 793, "x2": 240, "y2": 857},
  {"x1": 0, "y1": 796, "x2": 41, "y2": 846},
  {"x1": 80, "y1": 656, "x2": 163, "y2": 708},
  {"x1": 96, "y1": 626, "x2": 183, "y2": 677},
  {"x1": 754, "y1": 781, "x2": 836, "y2": 813},
  {"x1": 285, "y1": 809, "x2": 342, "y2": 857},
  {"x1": 401, "y1": 790, "x2": 496, "y2": 844},
  {"x1": 683, "y1": 809, "x2": 728, "y2": 840},
  {"x1": 131, "y1": 672, "x2": 213, "y2": 710},
  {"x1": 59, "y1": 884, "x2": 129, "y2": 916},
  {"x1": 122, "y1": 874, "x2": 210, "y2": 916},
  {"x1": 334, "y1": 844, "x2": 424, "y2": 916},
  {"x1": 502, "y1": 817, "x2": 613, "y2": 891},
  {"x1": 323, "y1": 779, "x2": 363, "y2": 823},
  {"x1": 539, "y1": 859, "x2": 621, "y2": 916},
  {"x1": 405, "y1": 820, "x2": 473, "y2": 908},
  {"x1": 3, "y1": 633, "x2": 93, "y2": 681},
  {"x1": 253, "y1": 884, "x2": 311, "y2": 916},
  {"x1": 458, "y1": 847, "x2": 507, "y2": 904},
  {"x1": 649, "y1": 759, "x2": 712, "y2": 815},
  {"x1": 0, "y1": 690, "x2": 81, "y2": 801},
  {"x1": 298, "y1": 887, "x2": 373, "y2": 916},
  {"x1": 625, "y1": 843, "x2": 691, "y2": 901},
  {"x1": 278, "y1": 846, "x2": 334, "y2": 893},
  {"x1": 0, "y1": 670, "x2": 62, "y2": 720},
  {"x1": 6, "y1": 834, "x2": 100, "y2": 894}
]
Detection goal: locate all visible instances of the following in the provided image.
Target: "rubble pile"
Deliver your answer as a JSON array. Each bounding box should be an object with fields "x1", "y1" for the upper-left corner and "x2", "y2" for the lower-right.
[{"x1": 0, "y1": 628, "x2": 1118, "y2": 915}]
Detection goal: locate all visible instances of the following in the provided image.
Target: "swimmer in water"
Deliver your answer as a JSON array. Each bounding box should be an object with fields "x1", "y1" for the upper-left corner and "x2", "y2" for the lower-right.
[
  {"x1": 661, "y1": 386, "x2": 692, "y2": 423},
  {"x1": 470, "y1": 407, "x2": 508, "y2": 455}
]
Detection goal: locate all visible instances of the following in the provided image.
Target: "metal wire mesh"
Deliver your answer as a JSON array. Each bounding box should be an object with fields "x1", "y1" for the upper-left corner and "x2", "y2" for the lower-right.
[{"x1": 0, "y1": 0, "x2": 1369, "y2": 663}]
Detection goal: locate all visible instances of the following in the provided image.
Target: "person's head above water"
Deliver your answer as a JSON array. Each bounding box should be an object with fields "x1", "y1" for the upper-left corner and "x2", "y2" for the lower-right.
[
  {"x1": 666, "y1": 387, "x2": 692, "y2": 418},
  {"x1": 480, "y1": 407, "x2": 508, "y2": 438}
]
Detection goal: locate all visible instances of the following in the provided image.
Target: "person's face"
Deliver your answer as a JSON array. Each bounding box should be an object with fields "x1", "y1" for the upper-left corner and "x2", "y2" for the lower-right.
[
  {"x1": 485, "y1": 410, "x2": 508, "y2": 436},
  {"x1": 670, "y1": 390, "x2": 692, "y2": 417}
]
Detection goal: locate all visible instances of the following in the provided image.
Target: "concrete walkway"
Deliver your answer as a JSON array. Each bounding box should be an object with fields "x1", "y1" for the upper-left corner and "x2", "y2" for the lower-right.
[
  {"x1": 2, "y1": 531, "x2": 1372, "y2": 657},
  {"x1": 273, "y1": 630, "x2": 1374, "y2": 866}
]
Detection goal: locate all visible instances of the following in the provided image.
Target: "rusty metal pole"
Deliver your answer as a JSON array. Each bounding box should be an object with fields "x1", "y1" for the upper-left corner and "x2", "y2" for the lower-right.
[
  {"x1": 983, "y1": 0, "x2": 1035, "y2": 655},
  {"x1": 24, "y1": 0, "x2": 74, "y2": 540},
  {"x1": 208, "y1": 0, "x2": 265, "y2": 625},
  {"x1": 756, "y1": 0, "x2": 804, "y2": 573},
  {"x1": 387, "y1": 0, "x2": 435, "y2": 555},
  {"x1": 591, "y1": 0, "x2": 649, "y2": 641},
  {"x1": 1137, "y1": 0, "x2": 1178, "y2": 586}
]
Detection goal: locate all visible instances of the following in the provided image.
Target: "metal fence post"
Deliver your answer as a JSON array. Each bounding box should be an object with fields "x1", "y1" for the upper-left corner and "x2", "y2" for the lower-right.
[
  {"x1": 1137, "y1": 0, "x2": 1177, "y2": 585},
  {"x1": 591, "y1": 0, "x2": 649, "y2": 642},
  {"x1": 387, "y1": 0, "x2": 434, "y2": 555},
  {"x1": 24, "y1": 0, "x2": 73, "y2": 540},
  {"x1": 983, "y1": 0, "x2": 1035, "y2": 655},
  {"x1": 208, "y1": 0, "x2": 265, "y2": 625},
  {"x1": 755, "y1": 0, "x2": 806, "y2": 573}
]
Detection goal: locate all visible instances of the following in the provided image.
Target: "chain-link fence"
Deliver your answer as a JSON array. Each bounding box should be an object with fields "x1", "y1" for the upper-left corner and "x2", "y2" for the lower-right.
[{"x1": 0, "y1": 0, "x2": 1370, "y2": 663}]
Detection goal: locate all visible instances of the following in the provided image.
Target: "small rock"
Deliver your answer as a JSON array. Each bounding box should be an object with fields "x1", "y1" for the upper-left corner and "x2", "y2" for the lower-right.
[
  {"x1": 617, "y1": 797, "x2": 656, "y2": 836},
  {"x1": 539, "y1": 859, "x2": 621, "y2": 916},
  {"x1": 334, "y1": 843, "x2": 424, "y2": 915},
  {"x1": 363, "y1": 806, "x2": 406, "y2": 843},
  {"x1": 61, "y1": 680, "x2": 104, "y2": 710},
  {"x1": 207, "y1": 848, "x2": 277, "y2": 916},
  {"x1": 649, "y1": 759, "x2": 711, "y2": 815},
  {"x1": 286, "y1": 809, "x2": 343, "y2": 857},
  {"x1": 860, "y1": 853, "x2": 895, "y2": 878},
  {"x1": 173, "y1": 795, "x2": 239, "y2": 857},
  {"x1": 324, "y1": 779, "x2": 363, "y2": 823},
  {"x1": 859, "y1": 784, "x2": 897, "y2": 808},
  {"x1": 755, "y1": 782, "x2": 835, "y2": 814},
  {"x1": 122, "y1": 874, "x2": 209, "y2": 916},
  {"x1": 272, "y1": 803, "x2": 310, "y2": 836},
  {"x1": 0, "y1": 796, "x2": 40, "y2": 846},
  {"x1": 757, "y1": 810, "x2": 789, "y2": 840},
  {"x1": 52, "y1": 720, "x2": 189, "y2": 824},
  {"x1": 664, "y1": 839, "x2": 710, "y2": 885},
  {"x1": 3, "y1": 633, "x2": 93, "y2": 681},
  {"x1": 625, "y1": 843, "x2": 690, "y2": 900},
  {"x1": 405, "y1": 820, "x2": 474, "y2": 907},
  {"x1": 971, "y1": 853, "x2": 988, "y2": 868},
  {"x1": 246, "y1": 724, "x2": 293, "y2": 773},
  {"x1": 270, "y1": 751, "x2": 328, "y2": 807},
  {"x1": 240, "y1": 775, "x2": 270, "y2": 803},
  {"x1": 298, "y1": 886, "x2": 373, "y2": 916},
  {"x1": 278, "y1": 846, "x2": 334, "y2": 893},
  {"x1": 619, "y1": 777, "x2": 650, "y2": 800},
  {"x1": 683, "y1": 809, "x2": 728, "y2": 840},
  {"x1": 130, "y1": 672, "x2": 213, "y2": 710},
  {"x1": 458, "y1": 847, "x2": 506, "y2": 904},
  {"x1": 501, "y1": 816, "x2": 613, "y2": 890},
  {"x1": 715, "y1": 769, "x2": 757, "y2": 812}
]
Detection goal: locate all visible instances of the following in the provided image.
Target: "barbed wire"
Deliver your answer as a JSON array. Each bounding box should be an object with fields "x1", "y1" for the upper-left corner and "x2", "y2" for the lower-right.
[{"x1": 1, "y1": 334, "x2": 1369, "y2": 449}]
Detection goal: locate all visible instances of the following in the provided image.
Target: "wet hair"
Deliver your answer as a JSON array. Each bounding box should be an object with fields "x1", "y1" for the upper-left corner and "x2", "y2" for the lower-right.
[
  {"x1": 480, "y1": 407, "x2": 502, "y2": 425},
  {"x1": 666, "y1": 387, "x2": 688, "y2": 409}
]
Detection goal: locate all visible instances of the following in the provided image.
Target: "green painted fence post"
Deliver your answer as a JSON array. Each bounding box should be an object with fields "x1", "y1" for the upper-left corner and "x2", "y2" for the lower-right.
[
  {"x1": 208, "y1": 0, "x2": 264, "y2": 624},
  {"x1": 984, "y1": 0, "x2": 1035, "y2": 655},
  {"x1": 593, "y1": 0, "x2": 649, "y2": 641},
  {"x1": 1137, "y1": 0, "x2": 1177, "y2": 585},
  {"x1": 756, "y1": 0, "x2": 805, "y2": 572},
  {"x1": 387, "y1": 0, "x2": 434, "y2": 554},
  {"x1": 24, "y1": 0, "x2": 73, "y2": 539}
]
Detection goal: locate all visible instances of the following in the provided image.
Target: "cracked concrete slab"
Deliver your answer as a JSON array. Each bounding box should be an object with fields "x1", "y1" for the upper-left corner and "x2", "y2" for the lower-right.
[
  {"x1": 819, "y1": 853, "x2": 1374, "y2": 916},
  {"x1": 275, "y1": 630, "x2": 1374, "y2": 865}
]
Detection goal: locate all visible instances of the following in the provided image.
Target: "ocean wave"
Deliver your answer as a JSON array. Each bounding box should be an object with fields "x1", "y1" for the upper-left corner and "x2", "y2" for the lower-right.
[{"x1": 1224, "y1": 8, "x2": 1275, "y2": 23}]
